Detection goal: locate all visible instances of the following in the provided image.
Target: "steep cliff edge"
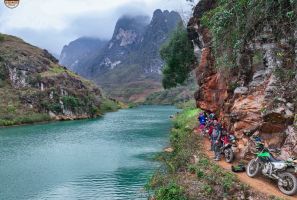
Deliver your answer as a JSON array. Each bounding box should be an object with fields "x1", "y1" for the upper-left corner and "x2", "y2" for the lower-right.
[
  {"x1": 0, "y1": 34, "x2": 118, "y2": 126},
  {"x1": 188, "y1": 0, "x2": 297, "y2": 159}
]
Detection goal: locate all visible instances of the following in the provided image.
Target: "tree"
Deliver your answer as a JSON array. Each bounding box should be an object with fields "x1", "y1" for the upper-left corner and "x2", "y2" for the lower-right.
[{"x1": 160, "y1": 24, "x2": 195, "y2": 89}]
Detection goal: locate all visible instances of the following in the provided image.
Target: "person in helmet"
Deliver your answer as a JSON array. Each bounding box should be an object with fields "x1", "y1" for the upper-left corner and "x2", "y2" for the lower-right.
[
  {"x1": 209, "y1": 113, "x2": 215, "y2": 120},
  {"x1": 198, "y1": 112, "x2": 207, "y2": 130},
  {"x1": 204, "y1": 112, "x2": 216, "y2": 138},
  {"x1": 211, "y1": 120, "x2": 222, "y2": 161}
]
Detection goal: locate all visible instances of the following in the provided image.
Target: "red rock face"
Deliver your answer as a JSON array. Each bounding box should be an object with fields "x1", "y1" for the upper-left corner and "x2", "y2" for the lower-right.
[
  {"x1": 197, "y1": 73, "x2": 228, "y2": 112},
  {"x1": 231, "y1": 93, "x2": 264, "y2": 135},
  {"x1": 188, "y1": 0, "x2": 297, "y2": 159}
]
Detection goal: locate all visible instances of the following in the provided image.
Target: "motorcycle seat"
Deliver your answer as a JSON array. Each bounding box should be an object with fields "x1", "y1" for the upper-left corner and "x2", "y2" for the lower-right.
[{"x1": 269, "y1": 156, "x2": 283, "y2": 162}]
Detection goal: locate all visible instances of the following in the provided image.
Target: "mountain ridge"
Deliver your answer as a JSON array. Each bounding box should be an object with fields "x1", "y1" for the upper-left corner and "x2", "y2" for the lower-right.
[{"x1": 60, "y1": 9, "x2": 183, "y2": 102}]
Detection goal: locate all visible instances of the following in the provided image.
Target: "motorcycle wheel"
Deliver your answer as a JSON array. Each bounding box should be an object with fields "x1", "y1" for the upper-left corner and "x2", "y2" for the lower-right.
[
  {"x1": 224, "y1": 148, "x2": 234, "y2": 163},
  {"x1": 278, "y1": 172, "x2": 297, "y2": 196},
  {"x1": 246, "y1": 159, "x2": 260, "y2": 177}
]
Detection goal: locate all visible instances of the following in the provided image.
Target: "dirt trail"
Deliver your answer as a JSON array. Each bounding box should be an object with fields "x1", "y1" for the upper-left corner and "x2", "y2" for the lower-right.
[{"x1": 202, "y1": 138, "x2": 297, "y2": 200}]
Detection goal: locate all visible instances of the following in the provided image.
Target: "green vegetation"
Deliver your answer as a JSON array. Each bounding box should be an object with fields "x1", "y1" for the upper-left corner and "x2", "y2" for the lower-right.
[
  {"x1": 160, "y1": 24, "x2": 196, "y2": 89},
  {"x1": 40, "y1": 65, "x2": 66, "y2": 77},
  {"x1": 274, "y1": 67, "x2": 296, "y2": 82},
  {"x1": 0, "y1": 113, "x2": 51, "y2": 126},
  {"x1": 0, "y1": 34, "x2": 5, "y2": 42},
  {"x1": 99, "y1": 98, "x2": 122, "y2": 113},
  {"x1": 201, "y1": 0, "x2": 297, "y2": 68},
  {"x1": 155, "y1": 182, "x2": 187, "y2": 200},
  {"x1": 175, "y1": 99, "x2": 196, "y2": 109},
  {"x1": 62, "y1": 96, "x2": 81, "y2": 109}
]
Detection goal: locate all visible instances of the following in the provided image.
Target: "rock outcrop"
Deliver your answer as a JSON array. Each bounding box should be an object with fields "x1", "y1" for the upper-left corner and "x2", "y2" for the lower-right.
[
  {"x1": 0, "y1": 34, "x2": 115, "y2": 126},
  {"x1": 188, "y1": 0, "x2": 297, "y2": 159}
]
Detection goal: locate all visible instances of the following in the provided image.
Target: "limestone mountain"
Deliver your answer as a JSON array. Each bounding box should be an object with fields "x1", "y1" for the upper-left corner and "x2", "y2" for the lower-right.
[
  {"x1": 60, "y1": 9, "x2": 182, "y2": 102},
  {"x1": 59, "y1": 37, "x2": 108, "y2": 75},
  {"x1": 0, "y1": 34, "x2": 119, "y2": 126}
]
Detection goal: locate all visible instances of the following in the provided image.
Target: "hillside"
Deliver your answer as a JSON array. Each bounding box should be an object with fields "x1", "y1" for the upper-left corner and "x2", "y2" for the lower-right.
[
  {"x1": 60, "y1": 10, "x2": 183, "y2": 102},
  {"x1": 0, "y1": 34, "x2": 119, "y2": 126},
  {"x1": 144, "y1": 73, "x2": 197, "y2": 105}
]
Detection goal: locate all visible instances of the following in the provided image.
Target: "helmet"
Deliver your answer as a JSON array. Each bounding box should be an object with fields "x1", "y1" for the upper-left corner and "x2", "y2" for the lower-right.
[
  {"x1": 209, "y1": 113, "x2": 215, "y2": 119},
  {"x1": 255, "y1": 142, "x2": 264, "y2": 151}
]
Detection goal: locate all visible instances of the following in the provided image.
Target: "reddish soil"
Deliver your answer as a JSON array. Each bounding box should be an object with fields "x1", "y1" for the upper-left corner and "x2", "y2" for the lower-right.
[{"x1": 202, "y1": 137, "x2": 297, "y2": 200}]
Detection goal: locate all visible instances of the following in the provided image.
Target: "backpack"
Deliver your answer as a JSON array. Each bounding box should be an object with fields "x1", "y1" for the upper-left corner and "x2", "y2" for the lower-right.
[{"x1": 231, "y1": 164, "x2": 246, "y2": 173}]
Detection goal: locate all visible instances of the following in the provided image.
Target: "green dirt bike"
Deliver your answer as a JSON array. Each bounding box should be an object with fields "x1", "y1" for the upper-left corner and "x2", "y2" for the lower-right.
[{"x1": 247, "y1": 137, "x2": 297, "y2": 196}]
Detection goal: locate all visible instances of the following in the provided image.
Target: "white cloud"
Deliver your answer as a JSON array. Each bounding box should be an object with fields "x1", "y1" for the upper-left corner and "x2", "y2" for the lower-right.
[{"x1": 0, "y1": 0, "x2": 194, "y2": 55}]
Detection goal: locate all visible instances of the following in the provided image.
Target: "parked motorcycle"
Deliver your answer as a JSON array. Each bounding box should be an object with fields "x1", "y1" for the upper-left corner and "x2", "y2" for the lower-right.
[
  {"x1": 247, "y1": 137, "x2": 297, "y2": 196},
  {"x1": 220, "y1": 133, "x2": 237, "y2": 163}
]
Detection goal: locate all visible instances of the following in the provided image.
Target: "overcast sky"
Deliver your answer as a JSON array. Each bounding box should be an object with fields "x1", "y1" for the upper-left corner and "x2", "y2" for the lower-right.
[{"x1": 0, "y1": 0, "x2": 196, "y2": 56}]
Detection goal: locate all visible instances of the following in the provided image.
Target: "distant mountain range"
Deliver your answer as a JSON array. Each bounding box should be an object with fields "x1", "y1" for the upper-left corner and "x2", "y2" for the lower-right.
[{"x1": 59, "y1": 9, "x2": 182, "y2": 102}]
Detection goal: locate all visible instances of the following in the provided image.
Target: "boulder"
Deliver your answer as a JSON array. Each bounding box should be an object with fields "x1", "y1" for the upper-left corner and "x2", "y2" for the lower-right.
[{"x1": 234, "y1": 87, "x2": 248, "y2": 95}]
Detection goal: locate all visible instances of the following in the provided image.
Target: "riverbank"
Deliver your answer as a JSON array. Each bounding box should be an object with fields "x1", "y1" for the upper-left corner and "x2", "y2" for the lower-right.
[
  {"x1": 147, "y1": 104, "x2": 278, "y2": 200},
  {"x1": 0, "y1": 98, "x2": 125, "y2": 128}
]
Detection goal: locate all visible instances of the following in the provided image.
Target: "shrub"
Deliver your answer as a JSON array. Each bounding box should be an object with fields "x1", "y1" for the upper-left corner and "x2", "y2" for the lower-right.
[
  {"x1": 49, "y1": 103, "x2": 62, "y2": 113},
  {"x1": 196, "y1": 169, "x2": 204, "y2": 178},
  {"x1": 99, "y1": 98, "x2": 120, "y2": 113},
  {"x1": 155, "y1": 182, "x2": 187, "y2": 200},
  {"x1": 62, "y1": 96, "x2": 80, "y2": 109},
  {"x1": 7, "y1": 105, "x2": 16, "y2": 113}
]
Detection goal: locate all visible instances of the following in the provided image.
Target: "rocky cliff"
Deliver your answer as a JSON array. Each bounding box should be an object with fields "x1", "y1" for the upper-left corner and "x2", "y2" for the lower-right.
[
  {"x1": 188, "y1": 0, "x2": 297, "y2": 159},
  {"x1": 60, "y1": 10, "x2": 182, "y2": 102},
  {"x1": 0, "y1": 34, "x2": 117, "y2": 126}
]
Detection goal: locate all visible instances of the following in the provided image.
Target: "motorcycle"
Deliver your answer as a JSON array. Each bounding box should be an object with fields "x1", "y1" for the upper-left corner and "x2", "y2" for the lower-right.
[
  {"x1": 247, "y1": 136, "x2": 297, "y2": 196},
  {"x1": 220, "y1": 133, "x2": 237, "y2": 163}
]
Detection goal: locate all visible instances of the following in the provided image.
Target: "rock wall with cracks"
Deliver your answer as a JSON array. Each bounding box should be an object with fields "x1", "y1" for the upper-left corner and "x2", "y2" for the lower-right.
[{"x1": 188, "y1": 0, "x2": 297, "y2": 159}]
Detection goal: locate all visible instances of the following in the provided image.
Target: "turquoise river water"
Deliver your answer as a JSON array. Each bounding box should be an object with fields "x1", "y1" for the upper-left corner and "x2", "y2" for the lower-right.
[{"x1": 0, "y1": 105, "x2": 179, "y2": 200}]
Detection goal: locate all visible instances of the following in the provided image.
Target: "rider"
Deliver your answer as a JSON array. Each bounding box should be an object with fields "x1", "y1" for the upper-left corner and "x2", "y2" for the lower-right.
[
  {"x1": 198, "y1": 112, "x2": 207, "y2": 130},
  {"x1": 205, "y1": 113, "x2": 216, "y2": 138},
  {"x1": 211, "y1": 120, "x2": 222, "y2": 161}
]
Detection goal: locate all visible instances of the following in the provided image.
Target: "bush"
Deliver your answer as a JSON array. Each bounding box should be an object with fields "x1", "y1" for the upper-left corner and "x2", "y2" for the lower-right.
[
  {"x1": 160, "y1": 24, "x2": 196, "y2": 89},
  {"x1": 49, "y1": 103, "x2": 62, "y2": 113},
  {"x1": 62, "y1": 96, "x2": 80, "y2": 109},
  {"x1": 7, "y1": 105, "x2": 16, "y2": 114},
  {"x1": 155, "y1": 182, "x2": 187, "y2": 200},
  {"x1": 99, "y1": 98, "x2": 120, "y2": 113}
]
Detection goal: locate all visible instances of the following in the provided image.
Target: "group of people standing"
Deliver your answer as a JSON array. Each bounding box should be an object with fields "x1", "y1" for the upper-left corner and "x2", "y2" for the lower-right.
[{"x1": 198, "y1": 112, "x2": 224, "y2": 161}]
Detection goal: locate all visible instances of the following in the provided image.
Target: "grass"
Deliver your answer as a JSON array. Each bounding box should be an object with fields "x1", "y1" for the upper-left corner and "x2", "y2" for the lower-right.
[
  {"x1": 0, "y1": 113, "x2": 52, "y2": 126},
  {"x1": 40, "y1": 64, "x2": 66, "y2": 77},
  {"x1": 99, "y1": 98, "x2": 122, "y2": 113}
]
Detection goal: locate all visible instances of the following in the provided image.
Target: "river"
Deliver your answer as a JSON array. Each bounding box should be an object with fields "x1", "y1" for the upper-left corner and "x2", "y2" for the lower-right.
[{"x1": 0, "y1": 105, "x2": 179, "y2": 200}]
